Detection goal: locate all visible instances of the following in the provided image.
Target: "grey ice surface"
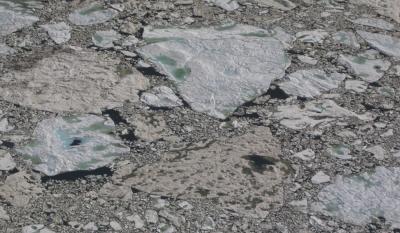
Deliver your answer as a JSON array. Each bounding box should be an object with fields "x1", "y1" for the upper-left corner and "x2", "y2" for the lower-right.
[
  {"x1": 140, "y1": 86, "x2": 183, "y2": 108},
  {"x1": 205, "y1": 0, "x2": 239, "y2": 11},
  {"x1": 68, "y1": 2, "x2": 118, "y2": 26},
  {"x1": 40, "y1": 22, "x2": 71, "y2": 44},
  {"x1": 357, "y1": 31, "x2": 400, "y2": 58}
]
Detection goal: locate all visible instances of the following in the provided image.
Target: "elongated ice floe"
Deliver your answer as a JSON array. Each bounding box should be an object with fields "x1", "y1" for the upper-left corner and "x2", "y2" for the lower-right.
[
  {"x1": 357, "y1": 31, "x2": 400, "y2": 58},
  {"x1": 137, "y1": 24, "x2": 291, "y2": 119}
]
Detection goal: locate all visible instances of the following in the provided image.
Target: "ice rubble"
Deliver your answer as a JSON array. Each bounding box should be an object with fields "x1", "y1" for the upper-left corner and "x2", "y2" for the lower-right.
[
  {"x1": 18, "y1": 115, "x2": 129, "y2": 176},
  {"x1": 0, "y1": 50, "x2": 148, "y2": 113},
  {"x1": 137, "y1": 24, "x2": 291, "y2": 119}
]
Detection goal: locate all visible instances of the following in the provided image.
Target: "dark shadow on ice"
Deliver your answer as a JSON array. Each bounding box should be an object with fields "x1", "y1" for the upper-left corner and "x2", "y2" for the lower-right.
[{"x1": 41, "y1": 167, "x2": 113, "y2": 182}]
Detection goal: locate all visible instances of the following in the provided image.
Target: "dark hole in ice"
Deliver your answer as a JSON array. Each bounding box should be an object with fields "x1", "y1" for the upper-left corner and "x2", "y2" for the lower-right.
[
  {"x1": 267, "y1": 85, "x2": 289, "y2": 99},
  {"x1": 0, "y1": 141, "x2": 15, "y2": 149},
  {"x1": 41, "y1": 167, "x2": 113, "y2": 182},
  {"x1": 102, "y1": 109, "x2": 128, "y2": 125},
  {"x1": 70, "y1": 138, "x2": 82, "y2": 146},
  {"x1": 137, "y1": 66, "x2": 164, "y2": 77},
  {"x1": 242, "y1": 154, "x2": 277, "y2": 173}
]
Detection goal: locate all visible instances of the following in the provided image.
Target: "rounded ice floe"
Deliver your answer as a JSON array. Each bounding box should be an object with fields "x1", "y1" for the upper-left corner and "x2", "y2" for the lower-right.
[
  {"x1": 0, "y1": 50, "x2": 148, "y2": 113},
  {"x1": 17, "y1": 115, "x2": 130, "y2": 176},
  {"x1": 137, "y1": 24, "x2": 291, "y2": 119},
  {"x1": 92, "y1": 30, "x2": 121, "y2": 48}
]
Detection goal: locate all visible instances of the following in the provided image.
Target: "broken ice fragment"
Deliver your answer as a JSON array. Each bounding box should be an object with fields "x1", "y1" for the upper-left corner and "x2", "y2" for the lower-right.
[
  {"x1": 278, "y1": 70, "x2": 345, "y2": 98},
  {"x1": 338, "y1": 54, "x2": 390, "y2": 83},
  {"x1": 137, "y1": 24, "x2": 290, "y2": 119},
  {"x1": 0, "y1": 0, "x2": 41, "y2": 37},
  {"x1": 326, "y1": 144, "x2": 352, "y2": 160},
  {"x1": 357, "y1": 31, "x2": 400, "y2": 58},
  {"x1": 296, "y1": 29, "x2": 328, "y2": 43},
  {"x1": 92, "y1": 30, "x2": 121, "y2": 48},
  {"x1": 124, "y1": 127, "x2": 289, "y2": 218},
  {"x1": 40, "y1": 22, "x2": 71, "y2": 44},
  {"x1": 0, "y1": 43, "x2": 16, "y2": 55},
  {"x1": 254, "y1": 0, "x2": 296, "y2": 11},
  {"x1": 332, "y1": 31, "x2": 360, "y2": 49},
  {"x1": 273, "y1": 99, "x2": 369, "y2": 130},
  {"x1": 345, "y1": 80, "x2": 368, "y2": 93},
  {"x1": 0, "y1": 149, "x2": 16, "y2": 171},
  {"x1": 349, "y1": 18, "x2": 395, "y2": 31},
  {"x1": 0, "y1": 50, "x2": 148, "y2": 113},
  {"x1": 365, "y1": 145, "x2": 387, "y2": 160},
  {"x1": 140, "y1": 86, "x2": 183, "y2": 108},
  {"x1": 205, "y1": 0, "x2": 239, "y2": 11},
  {"x1": 18, "y1": 115, "x2": 129, "y2": 176},
  {"x1": 68, "y1": 3, "x2": 118, "y2": 26},
  {"x1": 312, "y1": 167, "x2": 400, "y2": 228}
]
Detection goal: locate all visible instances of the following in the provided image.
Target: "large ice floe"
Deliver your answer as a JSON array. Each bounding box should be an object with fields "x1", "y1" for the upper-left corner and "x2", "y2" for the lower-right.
[
  {"x1": 18, "y1": 115, "x2": 129, "y2": 176},
  {"x1": 124, "y1": 127, "x2": 290, "y2": 218},
  {"x1": 312, "y1": 167, "x2": 400, "y2": 229},
  {"x1": 137, "y1": 24, "x2": 291, "y2": 119},
  {"x1": 0, "y1": 50, "x2": 148, "y2": 113},
  {"x1": 0, "y1": 0, "x2": 42, "y2": 37}
]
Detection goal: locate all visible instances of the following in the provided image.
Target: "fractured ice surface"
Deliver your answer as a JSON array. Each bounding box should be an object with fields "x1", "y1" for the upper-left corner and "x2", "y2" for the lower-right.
[
  {"x1": 0, "y1": 50, "x2": 149, "y2": 113},
  {"x1": 338, "y1": 54, "x2": 391, "y2": 83},
  {"x1": 0, "y1": 0, "x2": 42, "y2": 37},
  {"x1": 18, "y1": 115, "x2": 129, "y2": 176},
  {"x1": 273, "y1": 99, "x2": 371, "y2": 130},
  {"x1": 279, "y1": 69, "x2": 346, "y2": 98},
  {"x1": 296, "y1": 29, "x2": 329, "y2": 43},
  {"x1": 357, "y1": 31, "x2": 400, "y2": 58},
  {"x1": 313, "y1": 167, "x2": 400, "y2": 228},
  {"x1": 140, "y1": 86, "x2": 183, "y2": 108},
  {"x1": 0, "y1": 43, "x2": 15, "y2": 55},
  {"x1": 68, "y1": 2, "x2": 118, "y2": 26},
  {"x1": 137, "y1": 24, "x2": 290, "y2": 119},
  {"x1": 124, "y1": 127, "x2": 289, "y2": 218},
  {"x1": 349, "y1": 18, "x2": 394, "y2": 31}
]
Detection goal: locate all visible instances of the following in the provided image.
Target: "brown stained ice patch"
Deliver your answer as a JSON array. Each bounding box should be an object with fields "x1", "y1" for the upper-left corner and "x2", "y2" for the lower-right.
[
  {"x1": 0, "y1": 171, "x2": 42, "y2": 207},
  {"x1": 124, "y1": 127, "x2": 290, "y2": 218},
  {"x1": 0, "y1": 50, "x2": 148, "y2": 113},
  {"x1": 137, "y1": 24, "x2": 290, "y2": 119},
  {"x1": 312, "y1": 167, "x2": 400, "y2": 229},
  {"x1": 350, "y1": 0, "x2": 400, "y2": 23}
]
